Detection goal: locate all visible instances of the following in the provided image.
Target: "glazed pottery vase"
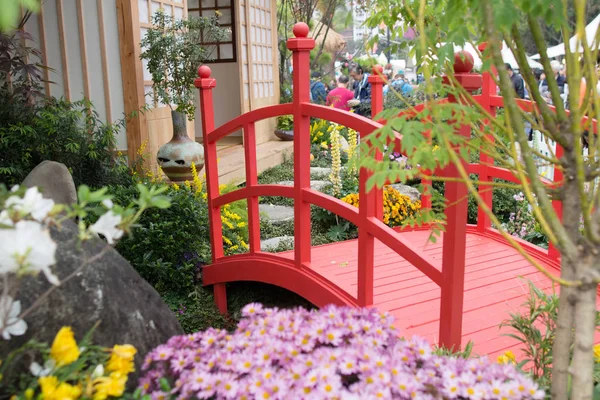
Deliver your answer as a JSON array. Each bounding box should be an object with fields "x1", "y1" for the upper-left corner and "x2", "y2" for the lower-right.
[
  {"x1": 157, "y1": 110, "x2": 204, "y2": 183},
  {"x1": 274, "y1": 128, "x2": 294, "y2": 141}
]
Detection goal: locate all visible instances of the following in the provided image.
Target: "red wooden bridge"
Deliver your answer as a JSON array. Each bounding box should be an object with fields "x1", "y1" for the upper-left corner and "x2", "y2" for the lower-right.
[{"x1": 195, "y1": 23, "x2": 599, "y2": 359}]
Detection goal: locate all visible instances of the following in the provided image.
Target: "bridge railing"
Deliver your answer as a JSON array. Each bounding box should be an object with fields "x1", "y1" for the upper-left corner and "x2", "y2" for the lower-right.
[{"x1": 194, "y1": 23, "x2": 596, "y2": 350}]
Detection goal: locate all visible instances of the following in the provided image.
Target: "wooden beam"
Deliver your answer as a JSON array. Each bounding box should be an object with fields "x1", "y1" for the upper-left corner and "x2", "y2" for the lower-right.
[
  {"x1": 56, "y1": 0, "x2": 70, "y2": 100},
  {"x1": 76, "y1": 0, "x2": 90, "y2": 100},
  {"x1": 37, "y1": 5, "x2": 51, "y2": 96},
  {"x1": 116, "y1": 0, "x2": 148, "y2": 164},
  {"x1": 97, "y1": 0, "x2": 113, "y2": 122}
]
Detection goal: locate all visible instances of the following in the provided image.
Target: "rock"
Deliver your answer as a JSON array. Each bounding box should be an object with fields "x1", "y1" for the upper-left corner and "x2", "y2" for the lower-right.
[
  {"x1": 261, "y1": 236, "x2": 294, "y2": 251},
  {"x1": 0, "y1": 221, "x2": 183, "y2": 386},
  {"x1": 339, "y1": 136, "x2": 350, "y2": 151},
  {"x1": 277, "y1": 180, "x2": 330, "y2": 192},
  {"x1": 259, "y1": 204, "x2": 294, "y2": 224},
  {"x1": 388, "y1": 183, "x2": 421, "y2": 203},
  {"x1": 22, "y1": 160, "x2": 77, "y2": 205},
  {"x1": 310, "y1": 167, "x2": 331, "y2": 176}
]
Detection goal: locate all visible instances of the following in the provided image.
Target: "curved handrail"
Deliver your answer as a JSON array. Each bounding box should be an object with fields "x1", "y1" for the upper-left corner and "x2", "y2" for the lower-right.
[
  {"x1": 467, "y1": 164, "x2": 554, "y2": 187},
  {"x1": 489, "y1": 95, "x2": 598, "y2": 133},
  {"x1": 207, "y1": 103, "x2": 294, "y2": 144}
]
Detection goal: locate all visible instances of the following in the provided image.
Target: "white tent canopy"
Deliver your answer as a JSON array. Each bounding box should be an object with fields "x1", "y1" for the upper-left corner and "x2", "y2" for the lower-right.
[
  {"x1": 531, "y1": 13, "x2": 600, "y2": 59},
  {"x1": 409, "y1": 42, "x2": 541, "y2": 71}
]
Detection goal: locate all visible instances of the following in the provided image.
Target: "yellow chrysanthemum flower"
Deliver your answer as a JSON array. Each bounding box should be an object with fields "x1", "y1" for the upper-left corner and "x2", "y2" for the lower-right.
[
  {"x1": 39, "y1": 376, "x2": 81, "y2": 400},
  {"x1": 50, "y1": 327, "x2": 80, "y2": 366},
  {"x1": 497, "y1": 350, "x2": 516, "y2": 364},
  {"x1": 106, "y1": 344, "x2": 137, "y2": 375},
  {"x1": 93, "y1": 372, "x2": 127, "y2": 400}
]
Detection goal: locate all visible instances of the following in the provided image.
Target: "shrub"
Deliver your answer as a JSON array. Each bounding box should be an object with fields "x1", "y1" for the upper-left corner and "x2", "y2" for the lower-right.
[
  {"x1": 0, "y1": 97, "x2": 133, "y2": 188},
  {"x1": 111, "y1": 167, "x2": 248, "y2": 294},
  {"x1": 342, "y1": 186, "x2": 421, "y2": 227},
  {"x1": 139, "y1": 304, "x2": 544, "y2": 399},
  {"x1": 501, "y1": 281, "x2": 600, "y2": 394}
]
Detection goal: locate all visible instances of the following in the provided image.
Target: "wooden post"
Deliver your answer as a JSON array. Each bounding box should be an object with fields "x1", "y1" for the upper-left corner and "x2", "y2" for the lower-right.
[
  {"x1": 116, "y1": 0, "x2": 148, "y2": 165},
  {"x1": 438, "y1": 51, "x2": 482, "y2": 350},
  {"x1": 549, "y1": 143, "x2": 564, "y2": 260},
  {"x1": 356, "y1": 65, "x2": 384, "y2": 306},
  {"x1": 195, "y1": 66, "x2": 227, "y2": 314},
  {"x1": 287, "y1": 23, "x2": 314, "y2": 269},
  {"x1": 477, "y1": 43, "x2": 495, "y2": 233}
]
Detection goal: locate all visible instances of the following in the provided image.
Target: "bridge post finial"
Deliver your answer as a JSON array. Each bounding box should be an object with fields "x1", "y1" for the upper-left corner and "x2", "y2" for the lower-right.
[{"x1": 287, "y1": 23, "x2": 315, "y2": 268}]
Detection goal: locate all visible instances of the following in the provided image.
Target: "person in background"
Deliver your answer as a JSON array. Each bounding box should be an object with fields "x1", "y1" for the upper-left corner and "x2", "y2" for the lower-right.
[
  {"x1": 348, "y1": 65, "x2": 372, "y2": 116},
  {"x1": 505, "y1": 63, "x2": 525, "y2": 99},
  {"x1": 310, "y1": 71, "x2": 328, "y2": 104},
  {"x1": 326, "y1": 75, "x2": 355, "y2": 111}
]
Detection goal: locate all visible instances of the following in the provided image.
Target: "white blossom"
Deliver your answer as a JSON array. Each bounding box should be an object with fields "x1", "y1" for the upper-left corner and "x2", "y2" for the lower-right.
[
  {"x1": 91, "y1": 364, "x2": 104, "y2": 378},
  {"x1": 0, "y1": 220, "x2": 59, "y2": 284},
  {"x1": 102, "y1": 199, "x2": 114, "y2": 209},
  {"x1": 0, "y1": 210, "x2": 12, "y2": 227},
  {"x1": 4, "y1": 187, "x2": 54, "y2": 222},
  {"x1": 89, "y1": 211, "x2": 124, "y2": 245},
  {"x1": 30, "y1": 360, "x2": 54, "y2": 377},
  {"x1": 0, "y1": 296, "x2": 27, "y2": 340}
]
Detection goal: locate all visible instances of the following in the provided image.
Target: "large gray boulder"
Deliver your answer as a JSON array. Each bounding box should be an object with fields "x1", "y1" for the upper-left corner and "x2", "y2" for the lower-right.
[
  {"x1": 22, "y1": 160, "x2": 77, "y2": 205},
  {"x1": 0, "y1": 221, "x2": 183, "y2": 385},
  {"x1": 388, "y1": 183, "x2": 421, "y2": 203}
]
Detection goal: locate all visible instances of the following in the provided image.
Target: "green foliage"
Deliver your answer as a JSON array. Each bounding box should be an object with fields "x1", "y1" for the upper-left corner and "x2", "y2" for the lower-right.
[
  {"x1": 433, "y1": 341, "x2": 475, "y2": 358},
  {"x1": 0, "y1": 0, "x2": 39, "y2": 32},
  {"x1": 0, "y1": 97, "x2": 134, "y2": 188},
  {"x1": 501, "y1": 281, "x2": 600, "y2": 394},
  {"x1": 140, "y1": 11, "x2": 226, "y2": 119},
  {"x1": 109, "y1": 184, "x2": 211, "y2": 294},
  {"x1": 276, "y1": 114, "x2": 293, "y2": 130}
]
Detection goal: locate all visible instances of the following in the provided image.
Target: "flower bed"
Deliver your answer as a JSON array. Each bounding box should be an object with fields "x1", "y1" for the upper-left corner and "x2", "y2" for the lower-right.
[
  {"x1": 342, "y1": 186, "x2": 421, "y2": 227},
  {"x1": 140, "y1": 304, "x2": 543, "y2": 399}
]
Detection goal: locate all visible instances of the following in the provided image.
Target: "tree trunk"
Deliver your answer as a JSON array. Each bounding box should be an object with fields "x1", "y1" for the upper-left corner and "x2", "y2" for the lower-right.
[
  {"x1": 571, "y1": 269, "x2": 598, "y2": 400},
  {"x1": 552, "y1": 141, "x2": 582, "y2": 400}
]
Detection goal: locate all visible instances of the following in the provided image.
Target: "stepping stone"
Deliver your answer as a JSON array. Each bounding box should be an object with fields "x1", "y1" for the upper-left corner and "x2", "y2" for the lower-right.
[
  {"x1": 261, "y1": 235, "x2": 294, "y2": 251},
  {"x1": 259, "y1": 204, "x2": 294, "y2": 224},
  {"x1": 388, "y1": 183, "x2": 421, "y2": 203},
  {"x1": 277, "y1": 180, "x2": 330, "y2": 192},
  {"x1": 310, "y1": 167, "x2": 331, "y2": 176}
]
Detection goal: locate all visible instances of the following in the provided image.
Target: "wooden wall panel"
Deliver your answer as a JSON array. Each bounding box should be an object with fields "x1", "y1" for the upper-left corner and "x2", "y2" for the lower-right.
[{"x1": 26, "y1": 0, "x2": 127, "y2": 150}]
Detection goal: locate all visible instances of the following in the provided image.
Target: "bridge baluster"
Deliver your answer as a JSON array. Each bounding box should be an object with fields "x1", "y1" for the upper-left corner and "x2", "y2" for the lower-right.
[
  {"x1": 288, "y1": 23, "x2": 314, "y2": 268},
  {"x1": 549, "y1": 145, "x2": 564, "y2": 259},
  {"x1": 438, "y1": 52, "x2": 482, "y2": 350},
  {"x1": 196, "y1": 65, "x2": 227, "y2": 314},
  {"x1": 477, "y1": 44, "x2": 496, "y2": 233},
  {"x1": 244, "y1": 122, "x2": 261, "y2": 254}
]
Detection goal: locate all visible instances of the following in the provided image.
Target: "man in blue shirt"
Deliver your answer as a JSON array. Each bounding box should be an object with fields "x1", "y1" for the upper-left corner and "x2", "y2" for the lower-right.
[
  {"x1": 348, "y1": 65, "x2": 372, "y2": 116},
  {"x1": 310, "y1": 72, "x2": 328, "y2": 104}
]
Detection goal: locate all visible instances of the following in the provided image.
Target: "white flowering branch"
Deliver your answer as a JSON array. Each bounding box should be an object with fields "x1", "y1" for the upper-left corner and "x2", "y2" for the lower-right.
[{"x1": 0, "y1": 183, "x2": 171, "y2": 341}]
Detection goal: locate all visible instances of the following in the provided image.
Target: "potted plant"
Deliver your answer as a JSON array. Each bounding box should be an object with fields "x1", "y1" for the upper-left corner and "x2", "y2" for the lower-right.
[
  {"x1": 274, "y1": 115, "x2": 294, "y2": 141},
  {"x1": 140, "y1": 10, "x2": 226, "y2": 182}
]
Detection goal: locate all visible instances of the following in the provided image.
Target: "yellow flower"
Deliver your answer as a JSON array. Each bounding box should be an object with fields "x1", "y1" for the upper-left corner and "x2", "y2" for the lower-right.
[
  {"x1": 321, "y1": 142, "x2": 328, "y2": 149},
  {"x1": 594, "y1": 344, "x2": 600, "y2": 361},
  {"x1": 93, "y1": 372, "x2": 127, "y2": 400},
  {"x1": 24, "y1": 388, "x2": 34, "y2": 400},
  {"x1": 172, "y1": 183, "x2": 180, "y2": 191},
  {"x1": 50, "y1": 327, "x2": 80, "y2": 366},
  {"x1": 106, "y1": 344, "x2": 137, "y2": 375},
  {"x1": 39, "y1": 376, "x2": 81, "y2": 400},
  {"x1": 497, "y1": 350, "x2": 516, "y2": 364}
]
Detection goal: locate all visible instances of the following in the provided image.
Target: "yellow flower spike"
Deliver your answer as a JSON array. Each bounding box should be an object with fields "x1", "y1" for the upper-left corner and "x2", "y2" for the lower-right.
[{"x1": 50, "y1": 327, "x2": 80, "y2": 367}]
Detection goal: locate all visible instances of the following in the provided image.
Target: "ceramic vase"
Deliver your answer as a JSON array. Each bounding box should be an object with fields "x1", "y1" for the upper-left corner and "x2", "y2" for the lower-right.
[{"x1": 157, "y1": 110, "x2": 204, "y2": 183}]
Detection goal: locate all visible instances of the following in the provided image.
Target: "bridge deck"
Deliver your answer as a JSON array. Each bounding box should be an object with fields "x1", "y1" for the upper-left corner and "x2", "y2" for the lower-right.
[{"x1": 278, "y1": 228, "x2": 599, "y2": 359}]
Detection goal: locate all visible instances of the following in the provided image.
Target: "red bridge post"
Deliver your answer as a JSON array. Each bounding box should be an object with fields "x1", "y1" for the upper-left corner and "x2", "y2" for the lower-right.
[
  {"x1": 356, "y1": 66, "x2": 385, "y2": 306},
  {"x1": 477, "y1": 43, "x2": 496, "y2": 233},
  {"x1": 287, "y1": 23, "x2": 315, "y2": 268},
  {"x1": 195, "y1": 66, "x2": 228, "y2": 314},
  {"x1": 439, "y1": 52, "x2": 482, "y2": 350}
]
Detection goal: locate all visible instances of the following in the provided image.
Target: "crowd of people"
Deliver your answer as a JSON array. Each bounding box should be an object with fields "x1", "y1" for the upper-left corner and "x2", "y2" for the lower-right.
[{"x1": 309, "y1": 64, "x2": 415, "y2": 117}]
